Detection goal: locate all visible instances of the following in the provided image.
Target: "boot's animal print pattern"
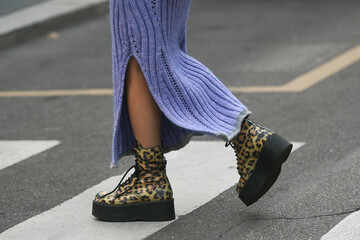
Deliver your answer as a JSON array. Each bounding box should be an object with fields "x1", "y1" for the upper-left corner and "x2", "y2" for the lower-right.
[
  {"x1": 227, "y1": 119, "x2": 274, "y2": 195},
  {"x1": 94, "y1": 141, "x2": 173, "y2": 205}
]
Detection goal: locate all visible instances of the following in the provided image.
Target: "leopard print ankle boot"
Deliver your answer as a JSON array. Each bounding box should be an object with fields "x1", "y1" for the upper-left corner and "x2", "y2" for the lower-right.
[
  {"x1": 226, "y1": 119, "x2": 293, "y2": 206},
  {"x1": 92, "y1": 140, "x2": 175, "y2": 221}
]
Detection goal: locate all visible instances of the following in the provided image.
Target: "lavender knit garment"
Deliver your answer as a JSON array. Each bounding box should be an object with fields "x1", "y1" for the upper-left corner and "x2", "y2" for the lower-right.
[{"x1": 109, "y1": 0, "x2": 251, "y2": 167}]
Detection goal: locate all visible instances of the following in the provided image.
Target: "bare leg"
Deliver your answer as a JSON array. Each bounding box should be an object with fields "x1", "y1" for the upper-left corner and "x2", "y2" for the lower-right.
[{"x1": 125, "y1": 56, "x2": 162, "y2": 148}]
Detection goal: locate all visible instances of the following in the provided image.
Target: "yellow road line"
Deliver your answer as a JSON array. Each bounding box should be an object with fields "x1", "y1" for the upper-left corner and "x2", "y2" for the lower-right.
[
  {"x1": 229, "y1": 44, "x2": 360, "y2": 93},
  {"x1": 228, "y1": 85, "x2": 288, "y2": 93},
  {"x1": 1, "y1": 44, "x2": 360, "y2": 97},
  {"x1": 0, "y1": 89, "x2": 113, "y2": 97},
  {"x1": 282, "y1": 44, "x2": 360, "y2": 92}
]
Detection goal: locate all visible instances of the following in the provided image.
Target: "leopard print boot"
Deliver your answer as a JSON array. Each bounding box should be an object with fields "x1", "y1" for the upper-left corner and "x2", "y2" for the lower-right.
[
  {"x1": 92, "y1": 140, "x2": 175, "y2": 221},
  {"x1": 226, "y1": 119, "x2": 293, "y2": 206}
]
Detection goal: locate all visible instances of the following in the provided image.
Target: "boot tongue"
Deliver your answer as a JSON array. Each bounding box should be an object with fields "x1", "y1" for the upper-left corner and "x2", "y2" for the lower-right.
[{"x1": 134, "y1": 141, "x2": 165, "y2": 170}]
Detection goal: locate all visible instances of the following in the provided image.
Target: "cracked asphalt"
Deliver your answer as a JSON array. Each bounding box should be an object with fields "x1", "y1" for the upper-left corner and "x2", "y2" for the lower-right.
[{"x1": 1, "y1": 0, "x2": 360, "y2": 239}]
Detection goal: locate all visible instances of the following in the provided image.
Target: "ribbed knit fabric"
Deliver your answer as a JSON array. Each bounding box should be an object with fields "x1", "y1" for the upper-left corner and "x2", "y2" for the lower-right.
[{"x1": 110, "y1": 0, "x2": 251, "y2": 168}]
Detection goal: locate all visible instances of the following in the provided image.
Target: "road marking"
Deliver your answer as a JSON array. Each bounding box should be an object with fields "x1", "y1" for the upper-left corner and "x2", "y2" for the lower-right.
[
  {"x1": 321, "y1": 210, "x2": 360, "y2": 240},
  {"x1": 0, "y1": 89, "x2": 112, "y2": 97},
  {"x1": 0, "y1": 44, "x2": 359, "y2": 98},
  {"x1": 0, "y1": 140, "x2": 60, "y2": 170},
  {"x1": 0, "y1": 0, "x2": 107, "y2": 36},
  {"x1": 291, "y1": 142, "x2": 305, "y2": 152},
  {"x1": 229, "y1": 44, "x2": 360, "y2": 93},
  {"x1": 0, "y1": 141, "x2": 304, "y2": 240}
]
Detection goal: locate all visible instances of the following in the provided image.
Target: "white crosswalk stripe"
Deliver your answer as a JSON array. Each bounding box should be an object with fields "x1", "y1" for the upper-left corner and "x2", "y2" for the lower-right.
[
  {"x1": 321, "y1": 210, "x2": 360, "y2": 240},
  {"x1": 0, "y1": 141, "x2": 305, "y2": 240},
  {"x1": 0, "y1": 140, "x2": 60, "y2": 170}
]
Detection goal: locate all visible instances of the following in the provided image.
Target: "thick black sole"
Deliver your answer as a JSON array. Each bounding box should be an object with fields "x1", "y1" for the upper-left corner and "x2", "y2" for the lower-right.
[
  {"x1": 92, "y1": 198, "x2": 175, "y2": 222},
  {"x1": 239, "y1": 133, "x2": 293, "y2": 206}
]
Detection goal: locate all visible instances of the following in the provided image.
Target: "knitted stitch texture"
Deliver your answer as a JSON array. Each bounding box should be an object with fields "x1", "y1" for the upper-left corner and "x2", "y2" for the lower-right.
[{"x1": 110, "y1": 0, "x2": 251, "y2": 167}]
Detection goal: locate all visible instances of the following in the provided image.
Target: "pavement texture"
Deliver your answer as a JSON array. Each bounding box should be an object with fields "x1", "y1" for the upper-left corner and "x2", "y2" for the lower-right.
[{"x1": 1, "y1": 0, "x2": 360, "y2": 239}]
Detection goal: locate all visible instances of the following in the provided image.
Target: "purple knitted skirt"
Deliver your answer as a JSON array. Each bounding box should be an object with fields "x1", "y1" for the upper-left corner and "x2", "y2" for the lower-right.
[{"x1": 109, "y1": 0, "x2": 251, "y2": 167}]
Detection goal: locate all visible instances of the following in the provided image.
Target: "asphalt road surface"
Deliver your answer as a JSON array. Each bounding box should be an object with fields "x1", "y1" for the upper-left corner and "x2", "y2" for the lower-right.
[{"x1": 1, "y1": 0, "x2": 360, "y2": 239}]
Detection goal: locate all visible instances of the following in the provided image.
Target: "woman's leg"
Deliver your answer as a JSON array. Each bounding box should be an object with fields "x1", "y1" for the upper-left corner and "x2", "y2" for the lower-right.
[
  {"x1": 125, "y1": 56, "x2": 162, "y2": 148},
  {"x1": 93, "y1": 57, "x2": 175, "y2": 222}
]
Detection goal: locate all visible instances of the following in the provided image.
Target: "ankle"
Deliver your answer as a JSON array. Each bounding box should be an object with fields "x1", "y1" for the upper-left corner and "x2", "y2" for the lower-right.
[{"x1": 135, "y1": 139, "x2": 162, "y2": 149}]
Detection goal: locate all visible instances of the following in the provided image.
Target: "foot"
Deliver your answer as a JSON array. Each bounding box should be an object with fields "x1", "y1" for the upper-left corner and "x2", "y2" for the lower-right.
[
  {"x1": 226, "y1": 119, "x2": 293, "y2": 206},
  {"x1": 92, "y1": 141, "x2": 175, "y2": 221}
]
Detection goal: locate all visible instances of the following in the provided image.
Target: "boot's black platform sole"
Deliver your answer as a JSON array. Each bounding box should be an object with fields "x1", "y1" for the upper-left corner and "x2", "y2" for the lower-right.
[
  {"x1": 92, "y1": 198, "x2": 175, "y2": 222},
  {"x1": 239, "y1": 133, "x2": 293, "y2": 206}
]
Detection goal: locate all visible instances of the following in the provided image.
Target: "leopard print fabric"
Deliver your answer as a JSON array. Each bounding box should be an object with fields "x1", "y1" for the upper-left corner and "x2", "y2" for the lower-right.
[
  {"x1": 94, "y1": 141, "x2": 173, "y2": 205},
  {"x1": 228, "y1": 119, "x2": 274, "y2": 194}
]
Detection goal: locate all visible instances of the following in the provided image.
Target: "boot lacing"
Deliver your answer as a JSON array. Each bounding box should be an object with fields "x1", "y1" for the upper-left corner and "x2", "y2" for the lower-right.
[
  {"x1": 98, "y1": 154, "x2": 167, "y2": 200},
  {"x1": 225, "y1": 141, "x2": 244, "y2": 178}
]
